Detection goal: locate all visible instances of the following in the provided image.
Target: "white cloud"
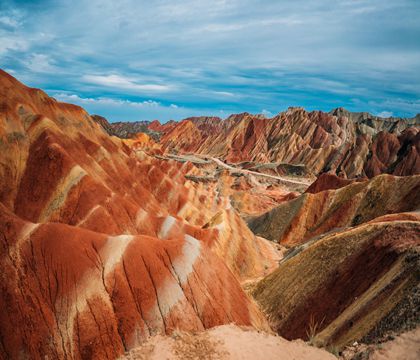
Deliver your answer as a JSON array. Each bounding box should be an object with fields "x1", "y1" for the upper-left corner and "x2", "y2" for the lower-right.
[
  {"x1": 375, "y1": 111, "x2": 393, "y2": 118},
  {"x1": 2, "y1": 0, "x2": 419, "y2": 118},
  {"x1": 50, "y1": 91, "x2": 226, "y2": 122},
  {"x1": 261, "y1": 109, "x2": 273, "y2": 117},
  {"x1": 53, "y1": 93, "x2": 161, "y2": 108},
  {"x1": 0, "y1": 37, "x2": 28, "y2": 56},
  {"x1": 368, "y1": 99, "x2": 420, "y2": 116},
  {"x1": 24, "y1": 53, "x2": 57, "y2": 73},
  {"x1": 294, "y1": 77, "x2": 358, "y2": 95},
  {"x1": 212, "y1": 91, "x2": 236, "y2": 97},
  {"x1": 0, "y1": 16, "x2": 20, "y2": 28},
  {"x1": 201, "y1": 17, "x2": 302, "y2": 33},
  {"x1": 83, "y1": 74, "x2": 173, "y2": 92}
]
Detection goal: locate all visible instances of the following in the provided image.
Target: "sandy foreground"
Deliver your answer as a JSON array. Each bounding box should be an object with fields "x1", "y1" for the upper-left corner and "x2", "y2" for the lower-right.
[
  {"x1": 122, "y1": 325, "x2": 420, "y2": 360},
  {"x1": 121, "y1": 324, "x2": 336, "y2": 360}
]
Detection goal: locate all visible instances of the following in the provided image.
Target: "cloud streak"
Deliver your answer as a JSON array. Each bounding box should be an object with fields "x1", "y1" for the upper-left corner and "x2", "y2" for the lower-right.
[
  {"x1": 54, "y1": 93, "x2": 161, "y2": 107},
  {"x1": 1, "y1": 0, "x2": 419, "y2": 121},
  {"x1": 83, "y1": 74, "x2": 173, "y2": 92}
]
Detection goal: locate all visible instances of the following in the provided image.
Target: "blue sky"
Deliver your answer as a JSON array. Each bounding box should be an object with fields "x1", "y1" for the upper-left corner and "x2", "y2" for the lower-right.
[{"x1": 1, "y1": 0, "x2": 419, "y2": 122}]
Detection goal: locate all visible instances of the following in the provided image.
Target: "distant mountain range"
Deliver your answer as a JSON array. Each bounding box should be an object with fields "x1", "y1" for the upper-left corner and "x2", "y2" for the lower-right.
[{"x1": 94, "y1": 108, "x2": 420, "y2": 178}]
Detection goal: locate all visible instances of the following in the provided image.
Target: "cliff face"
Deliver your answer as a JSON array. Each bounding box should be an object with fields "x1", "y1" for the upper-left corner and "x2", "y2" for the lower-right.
[{"x1": 0, "y1": 70, "x2": 274, "y2": 359}]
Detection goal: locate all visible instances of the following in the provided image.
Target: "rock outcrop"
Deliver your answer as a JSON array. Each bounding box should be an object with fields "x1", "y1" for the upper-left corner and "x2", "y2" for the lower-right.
[{"x1": 305, "y1": 173, "x2": 366, "y2": 194}]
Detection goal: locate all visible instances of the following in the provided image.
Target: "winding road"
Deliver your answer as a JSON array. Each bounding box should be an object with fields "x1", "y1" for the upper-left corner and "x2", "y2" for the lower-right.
[{"x1": 209, "y1": 157, "x2": 311, "y2": 187}]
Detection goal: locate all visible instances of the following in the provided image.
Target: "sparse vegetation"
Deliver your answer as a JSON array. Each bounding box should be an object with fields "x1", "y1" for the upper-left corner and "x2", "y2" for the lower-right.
[{"x1": 306, "y1": 314, "x2": 325, "y2": 346}]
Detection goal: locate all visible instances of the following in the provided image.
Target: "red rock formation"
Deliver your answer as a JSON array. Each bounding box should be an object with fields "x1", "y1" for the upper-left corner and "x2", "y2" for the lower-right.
[
  {"x1": 148, "y1": 119, "x2": 177, "y2": 134},
  {"x1": 305, "y1": 173, "x2": 366, "y2": 194},
  {"x1": 249, "y1": 173, "x2": 420, "y2": 349},
  {"x1": 0, "y1": 70, "x2": 273, "y2": 359},
  {"x1": 364, "y1": 131, "x2": 401, "y2": 177},
  {"x1": 393, "y1": 128, "x2": 420, "y2": 176},
  {"x1": 248, "y1": 174, "x2": 420, "y2": 245},
  {"x1": 123, "y1": 132, "x2": 158, "y2": 150},
  {"x1": 153, "y1": 108, "x2": 419, "y2": 178},
  {"x1": 2, "y1": 68, "x2": 418, "y2": 358},
  {"x1": 253, "y1": 218, "x2": 420, "y2": 349},
  {"x1": 0, "y1": 205, "x2": 267, "y2": 359}
]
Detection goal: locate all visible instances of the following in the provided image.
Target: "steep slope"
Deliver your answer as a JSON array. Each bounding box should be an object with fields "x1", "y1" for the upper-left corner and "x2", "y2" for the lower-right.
[
  {"x1": 147, "y1": 119, "x2": 177, "y2": 134},
  {"x1": 252, "y1": 217, "x2": 420, "y2": 350},
  {"x1": 156, "y1": 108, "x2": 419, "y2": 178},
  {"x1": 305, "y1": 173, "x2": 366, "y2": 194},
  {"x1": 0, "y1": 70, "x2": 275, "y2": 359},
  {"x1": 91, "y1": 115, "x2": 161, "y2": 141},
  {"x1": 249, "y1": 173, "x2": 420, "y2": 350},
  {"x1": 0, "y1": 204, "x2": 267, "y2": 359},
  {"x1": 248, "y1": 174, "x2": 420, "y2": 245}
]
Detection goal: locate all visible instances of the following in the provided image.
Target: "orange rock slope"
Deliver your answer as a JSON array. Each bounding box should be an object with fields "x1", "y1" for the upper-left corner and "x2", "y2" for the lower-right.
[
  {"x1": 249, "y1": 173, "x2": 420, "y2": 349},
  {"x1": 152, "y1": 108, "x2": 420, "y2": 178},
  {"x1": 253, "y1": 217, "x2": 420, "y2": 350},
  {"x1": 248, "y1": 173, "x2": 420, "y2": 246},
  {"x1": 0, "y1": 70, "x2": 278, "y2": 359}
]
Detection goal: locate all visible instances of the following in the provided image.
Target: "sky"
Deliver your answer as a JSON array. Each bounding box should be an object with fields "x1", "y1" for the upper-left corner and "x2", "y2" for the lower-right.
[{"x1": 1, "y1": 0, "x2": 420, "y2": 122}]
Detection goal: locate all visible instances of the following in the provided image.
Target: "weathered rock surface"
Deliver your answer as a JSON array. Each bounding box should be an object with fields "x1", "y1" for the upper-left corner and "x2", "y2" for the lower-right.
[
  {"x1": 153, "y1": 108, "x2": 420, "y2": 178},
  {"x1": 252, "y1": 217, "x2": 420, "y2": 349},
  {"x1": 248, "y1": 174, "x2": 420, "y2": 245},
  {"x1": 247, "y1": 169, "x2": 420, "y2": 350},
  {"x1": 305, "y1": 173, "x2": 366, "y2": 194},
  {"x1": 92, "y1": 115, "x2": 162, "y2": 141},
  {"x1": 0, "y1": 70, "x2": 276, "y2": 359},
  {"x1": 1, "y1": 68, "x2": 419, "y2": 359}
]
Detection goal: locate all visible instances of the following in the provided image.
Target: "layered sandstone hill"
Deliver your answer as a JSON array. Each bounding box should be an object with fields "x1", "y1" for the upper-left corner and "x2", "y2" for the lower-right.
[
  {"x1": 92, "y1": 115, "x2": 172, "y2": 141},
  {"x1": 2, "y1": 68, "x2": 419, "y2": 359},
  {"x1": 252, "y1": 216, "x2": 420, "y2": 350},
  {"x1": 0, "y1": 70, "x2": 282, "y2": 359},
  {"x1": 147, "y1": 109, "x2": 419, "y2": 178},
  {"x1": 249, "y1": 173, "x2": 420, "y2": 349},
  {"x1": 248, "y1": 174, "x2": 420, "y2": 245}
]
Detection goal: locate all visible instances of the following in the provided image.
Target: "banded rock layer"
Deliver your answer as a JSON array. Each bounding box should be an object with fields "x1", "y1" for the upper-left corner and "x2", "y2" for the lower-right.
[
  {"x1": 248, "y1": 174, "x2": 420, "y2": 246},
  {"x1": 249, "y1": 173, "x2": 420, "y2": 348},
  {"x1": 0, "y1": 70, "x2": 275, "y2": 359},
  {"x1": 151, "y1": 109, "x2": 419, "y2": 178},
  {"x1": 253, "y1": 217, "x2": 420, "y2": 349}
]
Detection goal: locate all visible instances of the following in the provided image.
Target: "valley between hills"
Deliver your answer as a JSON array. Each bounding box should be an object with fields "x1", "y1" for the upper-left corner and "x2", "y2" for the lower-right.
[{"x1": 0, "y1": 69, "x2": 419, "y2": 359}]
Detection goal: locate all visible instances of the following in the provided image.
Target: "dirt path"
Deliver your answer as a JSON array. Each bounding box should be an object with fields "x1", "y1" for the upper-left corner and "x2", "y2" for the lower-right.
[{"x1": 209, "y1": 157, "x2": 311, "y2": 186}]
